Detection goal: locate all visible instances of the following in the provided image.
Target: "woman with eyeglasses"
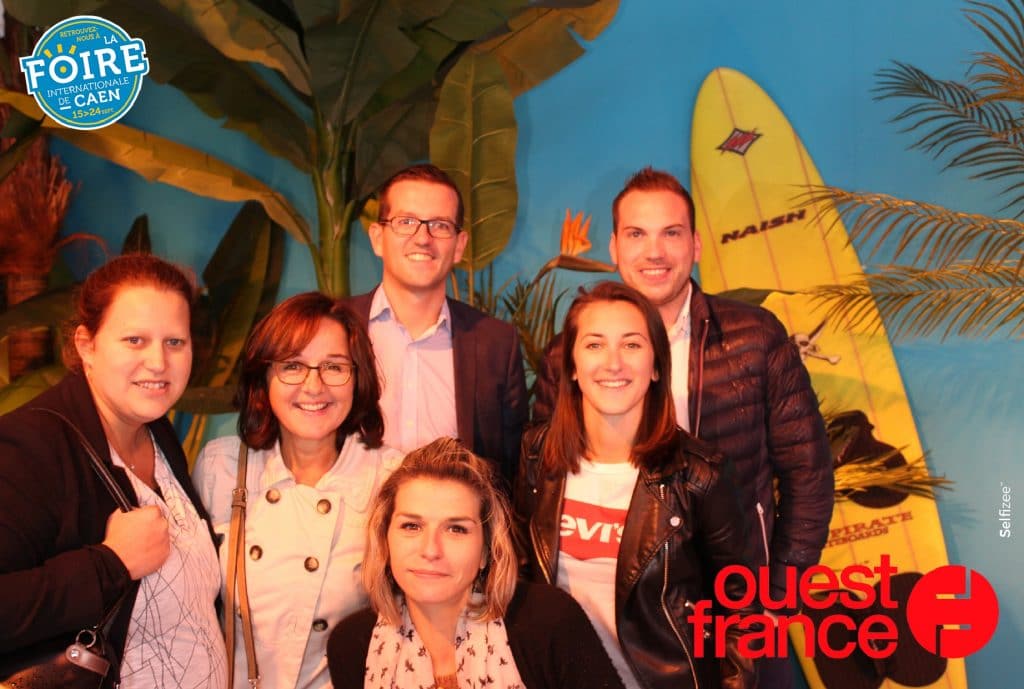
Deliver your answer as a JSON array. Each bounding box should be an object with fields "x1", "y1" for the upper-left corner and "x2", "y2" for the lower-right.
[{"x1": 193, "y1": 292, "x2": 402, "y2": 689}]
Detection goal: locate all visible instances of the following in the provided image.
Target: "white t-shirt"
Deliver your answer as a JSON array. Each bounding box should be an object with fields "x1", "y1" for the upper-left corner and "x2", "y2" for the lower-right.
[
  {"x1": 668, "y1": 288, "x2": 693, "y2": 432},
  {"x1": 557, "y1": 458, "x2": 641, "y2": 689},
  {"x1": 112, "y1": 437, "x2": 227, "y2": 689}
]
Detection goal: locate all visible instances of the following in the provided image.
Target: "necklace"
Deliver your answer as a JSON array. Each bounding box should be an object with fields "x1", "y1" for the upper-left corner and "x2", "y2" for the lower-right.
[{"x1": 119, "y1": 433, "x2": 155, "y2": 475}]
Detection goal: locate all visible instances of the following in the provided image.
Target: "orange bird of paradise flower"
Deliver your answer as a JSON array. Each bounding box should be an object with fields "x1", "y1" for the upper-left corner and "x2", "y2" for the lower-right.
[{"x1": 560, "y1": 209, "x2": 593, "y2": 257}]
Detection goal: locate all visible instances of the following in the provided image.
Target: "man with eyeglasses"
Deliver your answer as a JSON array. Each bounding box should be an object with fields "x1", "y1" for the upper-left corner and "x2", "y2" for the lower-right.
[{"x1": 345, "y1": 163, "x2": 528, "y2": 486}]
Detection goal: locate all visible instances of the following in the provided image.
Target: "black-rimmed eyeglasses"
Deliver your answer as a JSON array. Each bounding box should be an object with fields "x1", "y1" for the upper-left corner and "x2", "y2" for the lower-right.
[
  {"x1": 269, "y1": 360, "x2": 355, "y2": 386},
  {"x1": 381, "y1": 216, "x2": 460, "y2": 239}
]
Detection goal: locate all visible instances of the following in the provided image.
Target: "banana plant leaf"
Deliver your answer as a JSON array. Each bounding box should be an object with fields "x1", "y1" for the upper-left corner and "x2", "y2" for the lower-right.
[
  {"x1": 174, "y1": 384, "x2": 237, "y2": 415},
  {"x1": 717, "y1": 287, "x2": 791, "y2": 306},
  {"x1": 156, "y1": 0, "x2": 311, "y2": 96},
  {"x1": 0, "y1": 89, "x2": 312, "y2": 248},
  {"x1": 431, "y1": 52, "x2": 518, "y2": 276},
  {"x1": 0, "y1": 364, "x2": 66, "y2": 415},
  {"x1": 0, "y1": 289, "x2": 75, "y2": 337},
  {"x1": 4, "y1": 0, "x2": 314, "y2": 171},
  {"x1": 363, "y1": 0, "x2": 529, "y2": 116},
  {"x1": 303, "y1": 0, "x2": 420, "y2": 126},
  {"x1": 121, "y1": 215, "x2": 152, "y2": 254},
  {"x1": 354, "y1": 98, "x2": 434, "y2": 199},
  {"x1": 179, "y1": 201, "x2": 281, "y2": 456},
  {"x1": 0, "y1": 112, "x2": 44, "y2": 184},
  {"x1": 196, "y1": 202, "x2": 275, "y2": 386},
  {"x1": 474, "y1": 0, "x2": 620, "y2": 96},
  {"x1": 425, "y1": 0, "x2": 528, "y2": 42}
]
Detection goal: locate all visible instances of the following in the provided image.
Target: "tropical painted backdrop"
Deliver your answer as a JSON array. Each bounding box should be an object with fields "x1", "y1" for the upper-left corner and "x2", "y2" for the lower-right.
[{"x1": 1, "y1": 2, "x2": 1020, "y2": 685}]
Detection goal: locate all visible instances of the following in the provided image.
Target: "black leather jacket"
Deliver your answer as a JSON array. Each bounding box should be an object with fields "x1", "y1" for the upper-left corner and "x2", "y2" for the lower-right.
[
  {"x1": 532, "y1": 282, "x2": 833, "y2": 605},
  {"x1": 514, "y1": 426, "x2": 758, "y2": 689}
]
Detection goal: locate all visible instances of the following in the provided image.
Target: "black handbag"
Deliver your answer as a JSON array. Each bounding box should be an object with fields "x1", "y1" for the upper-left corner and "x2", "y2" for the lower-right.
[{"x1": 0, "y1": 409, "x2": 134, "y2": 689}]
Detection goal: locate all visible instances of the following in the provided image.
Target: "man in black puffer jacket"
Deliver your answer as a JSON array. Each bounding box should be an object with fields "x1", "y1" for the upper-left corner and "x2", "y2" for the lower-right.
[{"x1": 532, "y1": 167, "x2": 834, "y2": 689}]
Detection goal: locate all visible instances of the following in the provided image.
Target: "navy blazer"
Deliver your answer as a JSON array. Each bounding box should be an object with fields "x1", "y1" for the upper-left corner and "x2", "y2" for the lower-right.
[{"x1": 346, "y1": 288, "x2": 528, "y2": 485}]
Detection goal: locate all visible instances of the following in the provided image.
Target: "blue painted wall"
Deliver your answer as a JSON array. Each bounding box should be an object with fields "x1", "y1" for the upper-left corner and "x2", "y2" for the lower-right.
[{"x1": 49, "y1": 0, "x2": 1022, "y2": 683}]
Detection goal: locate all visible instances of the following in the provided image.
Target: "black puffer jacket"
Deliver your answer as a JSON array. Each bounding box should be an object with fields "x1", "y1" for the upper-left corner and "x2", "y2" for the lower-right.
[
  {"x1": 532, "y1": 282, "x2": 833, "y2": 604},
  {"x1": 514, "y1": 426, "x2": 758, "y2": 689}
]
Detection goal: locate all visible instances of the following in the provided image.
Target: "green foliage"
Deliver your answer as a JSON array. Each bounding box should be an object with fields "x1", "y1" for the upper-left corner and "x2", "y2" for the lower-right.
[
  {"x1": 470, "y1": 252, "x2": 616, "y2": 386},
  {"x1": 432, "y1": 52, "x2": 518, "y2": 302},
  {"x1": 0, "y1": 364, "x2": 66, "y2": 415},
  {"x1": 807, "y1": 0, "x2": 1024, "y2": 339},
  {"x1": 0, "y1": 207, "x2": 284, "y2": 451},
  {"x1": 0, "y1": 89, "x2": 313, "y2": 248},
  {"x1": 0, "y1": 111, "x2": 44, "y2": 184},
  {"x1": 3, "y1": 0, "x2": 620, "y2": 297}
]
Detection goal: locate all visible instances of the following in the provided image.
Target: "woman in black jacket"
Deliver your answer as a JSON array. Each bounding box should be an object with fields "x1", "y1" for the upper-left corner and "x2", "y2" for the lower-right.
[
  {"x1": 0, "y1": 254, "x2": 225, "y2": 688},
  {"x1": 515, "y1": 281, "x2": 759, "y2": 689}
]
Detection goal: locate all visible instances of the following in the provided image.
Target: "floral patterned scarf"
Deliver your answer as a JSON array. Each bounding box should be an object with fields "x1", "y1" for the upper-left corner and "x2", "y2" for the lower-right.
[{"x1": 363, "y1": 604, "x2": 524, "y2": 689}]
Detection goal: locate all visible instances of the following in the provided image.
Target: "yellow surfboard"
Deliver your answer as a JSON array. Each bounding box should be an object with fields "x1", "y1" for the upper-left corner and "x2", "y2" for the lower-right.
[{"x1": 690, "y1": 67, "x2": 966, "y2": 689}]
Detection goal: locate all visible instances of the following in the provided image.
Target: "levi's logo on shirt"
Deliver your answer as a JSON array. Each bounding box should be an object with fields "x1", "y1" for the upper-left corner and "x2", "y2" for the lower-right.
[{"x1": 560, "y1": 498, "x2": 627, "y2": 560}]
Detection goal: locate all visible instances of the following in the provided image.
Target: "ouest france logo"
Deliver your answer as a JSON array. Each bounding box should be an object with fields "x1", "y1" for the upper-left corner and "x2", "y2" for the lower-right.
[
  {"x1": 688, "y1": 558, "x2": 999, "y2": 661},
  {"x1": 19, "y1": 15, "x2": 149, "y2": 130}
]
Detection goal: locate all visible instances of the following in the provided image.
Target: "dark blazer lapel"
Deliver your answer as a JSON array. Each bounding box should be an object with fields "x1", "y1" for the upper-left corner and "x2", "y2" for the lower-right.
[
  {"x1": 345, "y1": 287, "x2": 376, "y2": 325},
  {"x1": 449, "y1": 298, "x2": 476, "y2": 449},
  {"x1": 54, "y1": 372, "x2": 140, "y2": 507}
]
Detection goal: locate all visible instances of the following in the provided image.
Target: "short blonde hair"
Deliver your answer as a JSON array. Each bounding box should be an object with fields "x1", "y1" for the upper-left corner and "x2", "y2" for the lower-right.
[{"x1": 362, "y1": 437, "x2": 517, "y2": 624}]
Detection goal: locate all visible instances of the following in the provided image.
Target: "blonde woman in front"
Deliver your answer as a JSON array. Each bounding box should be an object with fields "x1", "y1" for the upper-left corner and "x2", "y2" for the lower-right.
[{"x1": 328, "y1": 437, "x2": 624, "y2": 689}]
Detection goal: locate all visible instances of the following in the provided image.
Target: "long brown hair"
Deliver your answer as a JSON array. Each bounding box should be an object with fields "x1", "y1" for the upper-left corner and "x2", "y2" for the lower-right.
[{"x1": 542, "y1": 281, "x2": 678, "y2": 474}]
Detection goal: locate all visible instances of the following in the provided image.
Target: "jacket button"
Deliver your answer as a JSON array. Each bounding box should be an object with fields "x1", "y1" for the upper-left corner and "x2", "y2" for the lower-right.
[
  {"x1": 266, "y1": 488, "x2": 281, "y2": 503},
  {"x1": 304, "y1": 556, "x2": 319, "y2": 572},
  {"x1": 316, "y1": 499, "x2": 331, "y2": 514},
  {"x1": 312, "y1": 618, "x2": 328, "y2": 632},
  {"x1": 249, "y1": 545, "x2": 263, "y2": 560},
  {"x1": 669, "y1": 516, "x2": 681, "y2": 527}
]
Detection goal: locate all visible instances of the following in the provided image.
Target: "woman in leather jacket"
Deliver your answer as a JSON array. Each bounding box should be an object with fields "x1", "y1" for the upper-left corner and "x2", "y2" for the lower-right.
[{"x1": 515, "y1": 281, "x2": 759, "y2": 689}]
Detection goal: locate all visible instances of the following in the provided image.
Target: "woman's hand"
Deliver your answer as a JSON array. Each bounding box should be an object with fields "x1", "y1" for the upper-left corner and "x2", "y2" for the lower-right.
[{"x1": 103, "y1": 505, "x2": 171, "y2": 579}]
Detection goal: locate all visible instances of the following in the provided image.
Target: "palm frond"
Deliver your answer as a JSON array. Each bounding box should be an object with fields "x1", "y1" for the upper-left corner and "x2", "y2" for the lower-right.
[
  {"x1": 834, "y1": 450, "x2": 953, "y2": 501},
  {"x1": 971, "y1": 53, "x2": 1024, "y2": 105},
  {"x1": 811, "y1": 263, "x2": 1024, "y2": 339},
  {"x1": 800, "y1": 186, "x2": 1024, "y2": 270},
  {"x1": 875, "y1": 61, "x2": 1024, "y2": 213},
  {"x1": 502, "y1": 271, "x2": 565, "y2": 379},
  {"x1": 965, "y1": 0, "x2": 1024, "y2": 77}
]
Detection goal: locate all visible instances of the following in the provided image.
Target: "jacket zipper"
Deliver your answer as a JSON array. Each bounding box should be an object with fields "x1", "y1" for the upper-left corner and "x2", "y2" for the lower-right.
[
  {"x1": 530, "y1": 473, "x2": 561, "y2": 585},
  {"x1": 660, "y1": 484, "x2": 700, "y2": 689},
  {"x1": 532, "y1": 521, "x2": 553, "y2": 584},
  {"x1": 756, "y1": 502, "x2": 770, "y2": 566},
  {"x1": 692, "y1": 318, "x2": 710, "y2": 438}
]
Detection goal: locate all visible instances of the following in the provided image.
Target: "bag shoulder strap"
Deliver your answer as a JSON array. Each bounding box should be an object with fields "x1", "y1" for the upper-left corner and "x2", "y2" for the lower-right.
[
  {"x1": 33, "y1": 407, "x2": 132, "y2": 511},
  {"x1": 225, "y1": 440, "x2": 259, "y2": 687},
  {"x1": 30, "y1": 407, "x2": 133, "y2": 680}
]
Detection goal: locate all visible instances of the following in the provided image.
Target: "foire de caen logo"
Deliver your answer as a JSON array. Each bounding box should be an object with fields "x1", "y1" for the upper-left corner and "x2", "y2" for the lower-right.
[{"x1": 20, "y1": 15, "x2": 148, "y2": 130}]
